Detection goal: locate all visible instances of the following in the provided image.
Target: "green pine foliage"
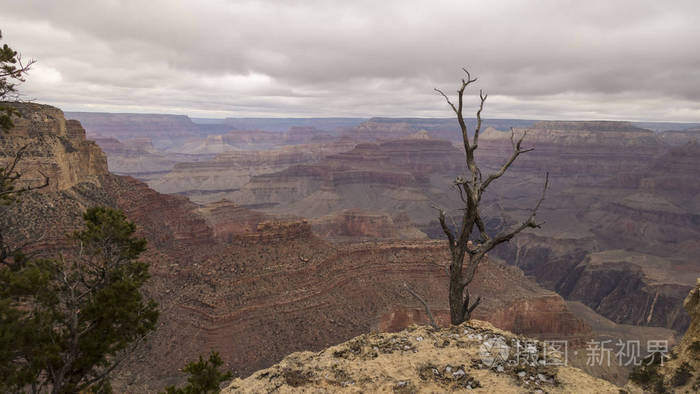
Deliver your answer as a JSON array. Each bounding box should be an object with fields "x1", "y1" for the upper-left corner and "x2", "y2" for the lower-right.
[
  {"x1": 0, "y1": 256, "x2": 60, "y2": 392},
  {"x1": 0, "y1": 207, "x2": 159, "y2": 393},
  {"x1": 163, "y1": 352, "x2": 233, "y2": 394},
  {"x1": 0, "y1": 29, "x2": 34, "y2": 133}
]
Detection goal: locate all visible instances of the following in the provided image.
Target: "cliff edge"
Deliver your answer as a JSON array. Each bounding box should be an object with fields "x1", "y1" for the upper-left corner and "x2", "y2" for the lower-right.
[
  {"x1": 0, "y1": 102, "x2": 108, "y2": 191},
  {"x1": 654, "y1": 278, "x2": 700, "y2": 391},
  {"x1": 224, "y1": 320, "x2": 624, "y2": 393}
]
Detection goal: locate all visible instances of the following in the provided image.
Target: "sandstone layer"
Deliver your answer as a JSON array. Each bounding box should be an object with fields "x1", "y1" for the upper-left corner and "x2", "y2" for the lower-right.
[
  {"x1": 346, "y1": 117, "x2": 536, "y2": 143},
  {"x1": 311, "y1": 210, "x2": 428, "y2": 241}
]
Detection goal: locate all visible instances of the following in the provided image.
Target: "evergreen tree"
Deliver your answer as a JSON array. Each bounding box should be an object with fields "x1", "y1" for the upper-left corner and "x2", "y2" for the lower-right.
[
  {"x1": 0, "y1": 207, "x2": 159, "y2": 393},
  {"x1": 162, "y1": 352, "x2": 233, "y2": 394}
]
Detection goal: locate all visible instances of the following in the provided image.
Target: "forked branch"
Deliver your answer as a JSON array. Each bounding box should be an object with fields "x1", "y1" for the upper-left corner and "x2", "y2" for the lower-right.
[
  {"x1": 486, "y1": 172, "x2": 549, "y2": 248},
  {"x1": 432, "y1": 204, "x2": 455, "y2": 250},
  {"x1": 481, "y1": 128, "x2": 534, "y2": 191}
]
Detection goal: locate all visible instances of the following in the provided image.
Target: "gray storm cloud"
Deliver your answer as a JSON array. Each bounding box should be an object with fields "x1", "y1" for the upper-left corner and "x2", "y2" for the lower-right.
[{"x1": 0, "y1": 0, "x2": 698, "y2": 121}]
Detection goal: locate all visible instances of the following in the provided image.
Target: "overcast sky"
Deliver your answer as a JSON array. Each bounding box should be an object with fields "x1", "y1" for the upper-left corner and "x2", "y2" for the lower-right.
[{"x1": 1, "y1": 0, "x2": 699, "y2": 121}]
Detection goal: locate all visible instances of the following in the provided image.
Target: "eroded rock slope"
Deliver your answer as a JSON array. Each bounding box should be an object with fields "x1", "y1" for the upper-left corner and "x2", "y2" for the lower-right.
[{"x1": 1, "y1": 104, "x2": 591, "y2": 392}]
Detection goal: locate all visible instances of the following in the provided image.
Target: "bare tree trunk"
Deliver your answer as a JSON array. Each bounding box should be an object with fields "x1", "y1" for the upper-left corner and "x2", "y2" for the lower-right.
[{"x1": 449, "y1": 274, "x2": 465, "y2": 324}]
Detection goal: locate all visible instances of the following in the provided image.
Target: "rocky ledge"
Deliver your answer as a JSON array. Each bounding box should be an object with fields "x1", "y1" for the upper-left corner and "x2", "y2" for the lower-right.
[{"x1": 224, "y1": 320, "x2": 623, "y2": 393}]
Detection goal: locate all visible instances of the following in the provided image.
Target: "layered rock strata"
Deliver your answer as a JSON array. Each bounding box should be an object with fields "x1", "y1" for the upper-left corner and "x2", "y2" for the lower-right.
[
  {"x1": 1, "y1": 104, "x2": 591, "y2": 392},
  {"x1": 150, "y1": 142, "x2": 354, "y2": 203},
  {"x1": 0, "y1": 103, "x2": 108, "y2": 192},
  {"x1": 66, "y1": 112, "x2": 203, "y2": 151}
]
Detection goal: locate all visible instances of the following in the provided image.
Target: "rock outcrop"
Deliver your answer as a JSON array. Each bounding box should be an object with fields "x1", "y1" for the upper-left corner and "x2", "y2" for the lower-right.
[
  {"x1": 224, "y1": 321, "x2": 622, "y2": 393},
  {"x1": 347, "y1": 117, "x2": 536, "y2": 143},
  {"x1": 91, "y1": 136, "x2": 203, "y2": 176},
  {"x1": 0, "y1": 103, "x2": 108, "y2": 192}
]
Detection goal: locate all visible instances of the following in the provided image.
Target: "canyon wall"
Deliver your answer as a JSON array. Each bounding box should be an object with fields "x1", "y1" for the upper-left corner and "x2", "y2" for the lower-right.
[
  {"x1": 1, "y1": 104, "x2": 594, "y2": 392},
  {"x1": 476, "y1": 121, "x2": 700, "y2": 332},
  {"x1": 230, "y1": 138, "x2": 464, "y2": 227},
  {"x1": 198, "y1": 119, "x2": 700, "y2": 334},
  {"x1": 149, "y1": 142, "x2": 355, "y2": 203}
]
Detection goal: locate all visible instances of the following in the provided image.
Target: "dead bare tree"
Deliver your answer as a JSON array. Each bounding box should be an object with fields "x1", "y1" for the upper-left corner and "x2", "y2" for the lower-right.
[{"x1": 435, "y1": 68, "x2": 549, "y2": 325}]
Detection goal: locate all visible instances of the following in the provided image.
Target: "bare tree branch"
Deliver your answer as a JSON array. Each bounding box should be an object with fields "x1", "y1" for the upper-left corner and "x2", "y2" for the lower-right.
[
  {"x1": 452, "y1": 181, "x2": 467, "y2": 205},
  {"x1": 480, "y1": 128, "x2": 533, "y2": 192},
  {"x1": 473, "y1": 210, "x2": 491, "y2": 245},
  {"x1": 403, "y1": 282, "x2": 438, "y2": 329},
  {"x1": 434, "y1": 88, "x2": 457, "y2": 114},
  {"x1": 431, "y1": 203, "x2": 455, "y2": 250},
  {"x1": 472, "y1": 89, "x2": 488, "y2": 151},
  {"x1": 460, "y1": 287, "x2": 482, "y2": 320},
  {"x1": 485, "y1": 172, "x2": 549, "y2": 249},
  {"x1": 0, "y1": 144, "x2": 50, "y2": 198},
  {"x1": 467, "y1": 295, "x2": 481, "y2": 316}
]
